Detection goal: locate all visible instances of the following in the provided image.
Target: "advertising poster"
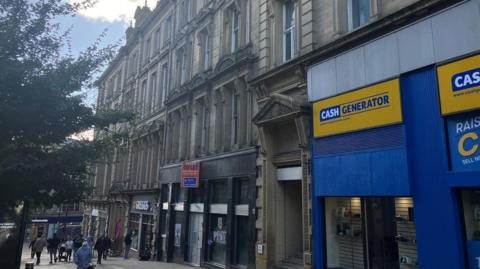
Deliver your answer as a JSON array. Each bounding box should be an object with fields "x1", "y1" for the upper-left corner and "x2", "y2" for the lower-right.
[{"x1": 447, "y1": 111, "x2": 480, "y2": 171}]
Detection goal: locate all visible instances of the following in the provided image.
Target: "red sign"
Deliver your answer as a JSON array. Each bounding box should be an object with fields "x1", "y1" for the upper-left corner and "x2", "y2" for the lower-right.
[{"x1": 181, "y1": 161, "x2": 200, "y2": 188}]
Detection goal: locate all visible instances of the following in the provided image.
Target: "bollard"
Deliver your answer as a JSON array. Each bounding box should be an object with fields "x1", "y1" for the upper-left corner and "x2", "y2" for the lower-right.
[{"x1": 25, "y1": 262, "x2": 34, "y2": 269}]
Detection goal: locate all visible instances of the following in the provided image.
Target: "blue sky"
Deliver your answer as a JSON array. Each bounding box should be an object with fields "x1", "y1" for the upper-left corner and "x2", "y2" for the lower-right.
[{"x1": 57, "y1": 0, "x2": 158, "y2": 105}]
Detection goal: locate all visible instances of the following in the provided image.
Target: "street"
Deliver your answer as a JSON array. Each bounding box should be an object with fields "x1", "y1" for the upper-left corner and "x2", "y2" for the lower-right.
[{"x1": 20, "y1": 246, "x2": 194, "y2": 269}]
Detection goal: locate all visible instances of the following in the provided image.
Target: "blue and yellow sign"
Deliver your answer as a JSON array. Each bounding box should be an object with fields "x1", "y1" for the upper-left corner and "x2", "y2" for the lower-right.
[
  {"x1": 447, "y1": 111, "x2": 480, "y2": 171},
  {"x1": 437, "y1": 54, "x2": 480, "y2": 115},
  {"x1": 313, "y1": 79, "x2": 402, "y2": 138}
]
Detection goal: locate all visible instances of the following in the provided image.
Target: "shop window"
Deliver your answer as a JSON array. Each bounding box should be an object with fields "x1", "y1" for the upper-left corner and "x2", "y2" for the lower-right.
[
  {"x1": 347, "y1": 0, "x2": 370, "y2": 31},
  {"x1": 129, "y1": 213, "x2": 141, "y2": 251},
  {"x1": 461, "y1": 190, "x2": 480, "y2": 268},
  {"x1": 324, "y1": 197, "x2": 418, "y2": 268},
  {"x1": 140, "y1": 215, "x2": 154, "y2": 256},
  {"x1": 210, "y1": 180, "x2": 229, "y2": 204},
  {"x1": 235, "y1": 178, "x2": 249, "y2": 205},
  {"x1": 173, "y1": 183, "x2": 187, "y2": 203},
  {"x1": 208, "y1": 214, "x2": 228, "y2": 266},
  {"x1": 190, "y1": 185, "x2": 205, "y2": 203}
]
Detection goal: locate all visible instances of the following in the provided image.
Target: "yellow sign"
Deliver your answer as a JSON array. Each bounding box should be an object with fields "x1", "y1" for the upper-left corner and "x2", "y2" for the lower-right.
[
  {"x1": 313, "y1": 79, "x2": 403, "y2": 138},
  {"x1": 437, "y1": 54, "x2": 480, "y2": 115}
]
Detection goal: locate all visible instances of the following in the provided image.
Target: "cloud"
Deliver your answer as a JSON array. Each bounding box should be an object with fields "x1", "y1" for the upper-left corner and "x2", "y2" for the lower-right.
[{"x1": 70, "y1": 0, "x2": 158, "y2": 23}]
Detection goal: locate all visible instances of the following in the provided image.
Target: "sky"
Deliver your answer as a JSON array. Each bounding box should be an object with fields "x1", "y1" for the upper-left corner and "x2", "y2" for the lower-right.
[{"x1": 57, "y1": 0, "x2": 158, "y2": 105}]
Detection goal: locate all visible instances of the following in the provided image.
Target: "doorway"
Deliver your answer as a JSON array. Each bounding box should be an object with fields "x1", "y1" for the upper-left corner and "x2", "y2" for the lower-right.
[
  {"x1": 277, "y1": 180, "x2": 303, "y2": 266},
  {"x1": 188, "y1": 213, "x2": 203, "y2": 266},
  {"x1": 365, "y1": 198, "x2": 399, "y2": 269}
]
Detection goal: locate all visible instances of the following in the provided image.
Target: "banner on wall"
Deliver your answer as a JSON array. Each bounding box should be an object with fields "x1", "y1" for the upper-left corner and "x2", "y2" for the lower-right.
[
  {"x1": 181, "y1": 161, "x2": 200, "y2": 188},
  {"x1": 447, "y1": 111, "x2": 480, "y2": 171},
  {"x1": 437, "y1": 54, "x2": 480, "y2": 115},
  {"x1": 312, "y1": 79, "x2": 403, "y2": 138}
]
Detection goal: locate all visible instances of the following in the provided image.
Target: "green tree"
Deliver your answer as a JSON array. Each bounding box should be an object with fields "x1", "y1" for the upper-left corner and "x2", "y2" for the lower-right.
[{"x1": 0, "y1": 0, "x2": 133, "y2": 209}]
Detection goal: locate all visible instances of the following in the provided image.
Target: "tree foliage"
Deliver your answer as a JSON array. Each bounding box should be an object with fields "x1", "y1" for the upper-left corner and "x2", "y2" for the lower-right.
[{"x1": 0, "y1": 0, "x2": 133, "y2": 208}]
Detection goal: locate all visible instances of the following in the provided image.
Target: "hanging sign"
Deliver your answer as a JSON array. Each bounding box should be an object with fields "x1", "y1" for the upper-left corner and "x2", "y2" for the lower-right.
[
  {"x1": 447, "y1": 111, "x2": 480, "y2": 171},
  {"x1": 181, "y1": 161, "x2": 200, "y2": 188},
  {"x1": 313, "y1": 79, "x2": 402, "y2": 138},
  {"x1": 437, "y1": 54, "x2": 480, "y2": 115}
]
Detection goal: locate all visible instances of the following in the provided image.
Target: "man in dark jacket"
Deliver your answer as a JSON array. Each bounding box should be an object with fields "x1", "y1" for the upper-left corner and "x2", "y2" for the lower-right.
[
  {"x1": 47, "y1": 233, "x2": 60, "y2": 264},
  {"x1": 102, "y1": 235, "x2": 112, "y2": 260},
  {"x1": 124, "y1": 232, "x2": 132, "y2": 259},
  {"x1": 94, "y1": 234, "x2": 108, "y2": 264}
]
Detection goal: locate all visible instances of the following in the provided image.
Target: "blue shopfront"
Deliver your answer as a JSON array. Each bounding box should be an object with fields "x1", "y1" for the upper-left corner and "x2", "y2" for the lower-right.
[{"x1": 308, "y1": 2, "x2": 480, "y2": 269}]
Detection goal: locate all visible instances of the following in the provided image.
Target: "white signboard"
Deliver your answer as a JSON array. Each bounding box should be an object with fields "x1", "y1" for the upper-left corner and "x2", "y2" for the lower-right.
[{"x1": 135, "y1": 201, "x2": 150, "y2": 211}]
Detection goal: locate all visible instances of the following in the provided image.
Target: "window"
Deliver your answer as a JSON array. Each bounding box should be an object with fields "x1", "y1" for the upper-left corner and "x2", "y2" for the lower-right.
[
  {"x1": 129, "y1": 213, "x2": 141, "y2": 250},
  {"x1": 160, "y1": 63, "x2": 168, "y2": 106},
  {"x1": 200, "y1": 31, "x2": 211, "y2": 70},
  {"x1": 155, "y1": 27, "x2": 161, "y2": 51},
  {"x1": 230, "y1": 10, "x2": 239, "y2": 53},
  {"x1": 163, "y1": 16, "x2": 172, "y2": 47},
  {"x1": 150, "y1": 72, "x2": 157, "y2": 112},
  {"x1": 140, "y1": 79, "x2": 147, "y2": 117},
  {"x1": 177, "y1": 48, "x2": 188, "y2": 85},
  {"x1": 461, "y1": 190, "x2": 480, "y2": 268},
  {"x1": 324, "y1": 197, "x2": 418, "y2": 268},
  {"x1": 347, "y1": 0, "x2": 370, "y2": 31},
  {"x1": 201, "y1": 103, "x2": 209, "y2": 154},
  {"x1": 231, "y1": 92, "x2": 239, "y2": 145},
  {"x1": 145, "y1": 38, "x2": 151, "y2": 63},
  {"x1": 283, "y1": 1, "x2": 295, "y2": 62}
]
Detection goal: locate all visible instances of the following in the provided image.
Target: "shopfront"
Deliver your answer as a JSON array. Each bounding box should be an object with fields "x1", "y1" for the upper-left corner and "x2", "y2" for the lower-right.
[
  {"x1": 308, "y1": 2, "x2": 480, "y2": 269},
  {"x1": 157, "y1": 149, "x2": 257, "y2": 269},
  {"x1": 128, "y1": 194, "x2": 158, "y2": 258}
]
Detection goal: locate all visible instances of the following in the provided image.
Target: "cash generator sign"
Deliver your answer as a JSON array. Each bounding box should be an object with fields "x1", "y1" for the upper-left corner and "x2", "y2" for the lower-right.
[
  {"x1": 313, "y1": 79, "x2": 402, "y2": 138},
  {"x1": 437, "y1": 54, "x2": 480, "y2": 115}
]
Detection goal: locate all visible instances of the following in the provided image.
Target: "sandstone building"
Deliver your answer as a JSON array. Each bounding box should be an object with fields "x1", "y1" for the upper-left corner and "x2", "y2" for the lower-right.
[{"x1": 83, "y1": 0, "x2": 466, "y2": 269}]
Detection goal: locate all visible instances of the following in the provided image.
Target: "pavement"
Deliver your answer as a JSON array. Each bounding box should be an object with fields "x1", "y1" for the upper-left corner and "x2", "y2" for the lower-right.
[{"x1": 20, "y1": 245, "x2": 194, "y2": 269}]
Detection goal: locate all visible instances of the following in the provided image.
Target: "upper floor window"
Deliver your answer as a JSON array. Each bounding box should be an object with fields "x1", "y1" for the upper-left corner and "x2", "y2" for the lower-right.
[
  {"x1": 155, "y1": 27, "x2": 161, "y2": 51},
  {"x1": 144, "y1": 38, "x2": 151, "y2": 63},
  {"x1": 176, "y1": 47, "x2": 188, "y2": 86},
  {"x1": 283, "y1": 1, "x2": 295, "y2": 62},
  {"x1": 160, "y1": 63, "x2": 168, "y2": 106},
  {"x1": 199, "y1": 29, "x2": 211, "y2": 70},
  {"x1": 347, "y1": 0, "x2": 370, "y2": 31},
  {"x1": 163, "y1": 16, "x2": 172, "y2": 47},
  {"x1": 230, "y1": 10, "x2": 239, "y2": 53},
  {"x1": 231, "y1": 91, "x2": 239, "y2": 145}
]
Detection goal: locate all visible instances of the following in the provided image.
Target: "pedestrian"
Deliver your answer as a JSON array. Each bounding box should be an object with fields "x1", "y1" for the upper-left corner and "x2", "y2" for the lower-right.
[
  {"x1": 32, "y1": 234, "x2": 47, "y2": 265},
  {"x1": 47, "y1": 233, "x2": 60, "y2": 264},
  {"x1": 28, "y1": 236, "x2": 37, "y2": 259},
  {"x1": 124, "y1": 231, "x2": 132, "y2": 259},
  {"x1": 73, "y1": 234, "x2": 83, "y2": 253},
  {"x1": 102, "y1": 235, "x2": 112, "y2": 260},
  {"x1": 74, "y1": 241, "x2": 93, "y2": 269},
  {"x1": 94, "y1": 234, "x2": 108, "y2": 264},
  {"x1": 65, "y1": 236, "x2": 74, "y2": 262}
]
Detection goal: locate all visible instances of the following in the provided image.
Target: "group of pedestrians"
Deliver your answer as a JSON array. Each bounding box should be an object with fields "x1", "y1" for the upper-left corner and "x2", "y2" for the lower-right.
[{"x1": 28, "y1": 233, "x2": 112, "y2": 269}]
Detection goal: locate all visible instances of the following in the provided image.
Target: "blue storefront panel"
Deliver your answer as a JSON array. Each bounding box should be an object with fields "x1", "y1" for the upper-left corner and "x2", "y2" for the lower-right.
[{"x1": 311, "y1": 65, "x2": 480, "y2": 269}]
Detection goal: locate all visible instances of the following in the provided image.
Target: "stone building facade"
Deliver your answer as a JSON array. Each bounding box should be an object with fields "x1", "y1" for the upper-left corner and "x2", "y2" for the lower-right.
[{"x1": 84, "y1": 0, "x2": 463, "y2": 268}]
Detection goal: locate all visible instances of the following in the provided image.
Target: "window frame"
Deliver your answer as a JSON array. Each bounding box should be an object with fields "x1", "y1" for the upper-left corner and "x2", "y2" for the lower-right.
[
  {"x1": 282, "y1": 0, "x2": 296, "y2": 62},
  {"x1": 230, "y1": 10, "x2": 239, "y2": 53}
]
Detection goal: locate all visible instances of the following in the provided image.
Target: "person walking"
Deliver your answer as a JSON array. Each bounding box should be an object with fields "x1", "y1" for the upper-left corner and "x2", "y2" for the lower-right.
[
  {"x1": 65, "y1": 236, "x2": 74, "y2": 262},
  {"x1": 28, "y1": 237, "x2": 37, "y2": 259},
  {"x1": 102, "y1": 235, "x2": 112, "y2": 260},
  {"x1": 74, "y1": 241, "x2": 93, "y2": 269},
  {"x1": 73, "y1": 235, "x2": 83, "y2": 253},
  {"x1": 94, "y1": 234, "x2": 108, "y2": 264},
  {"x1": 32, "y1": 234, "x2": 47, "y2": 265},
  {"x1": 124, "y1": 232, "x2": 132, "y2": 259},
  {"x1": 47, "y1": 233, "x2": 60, "y2": 264}
]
